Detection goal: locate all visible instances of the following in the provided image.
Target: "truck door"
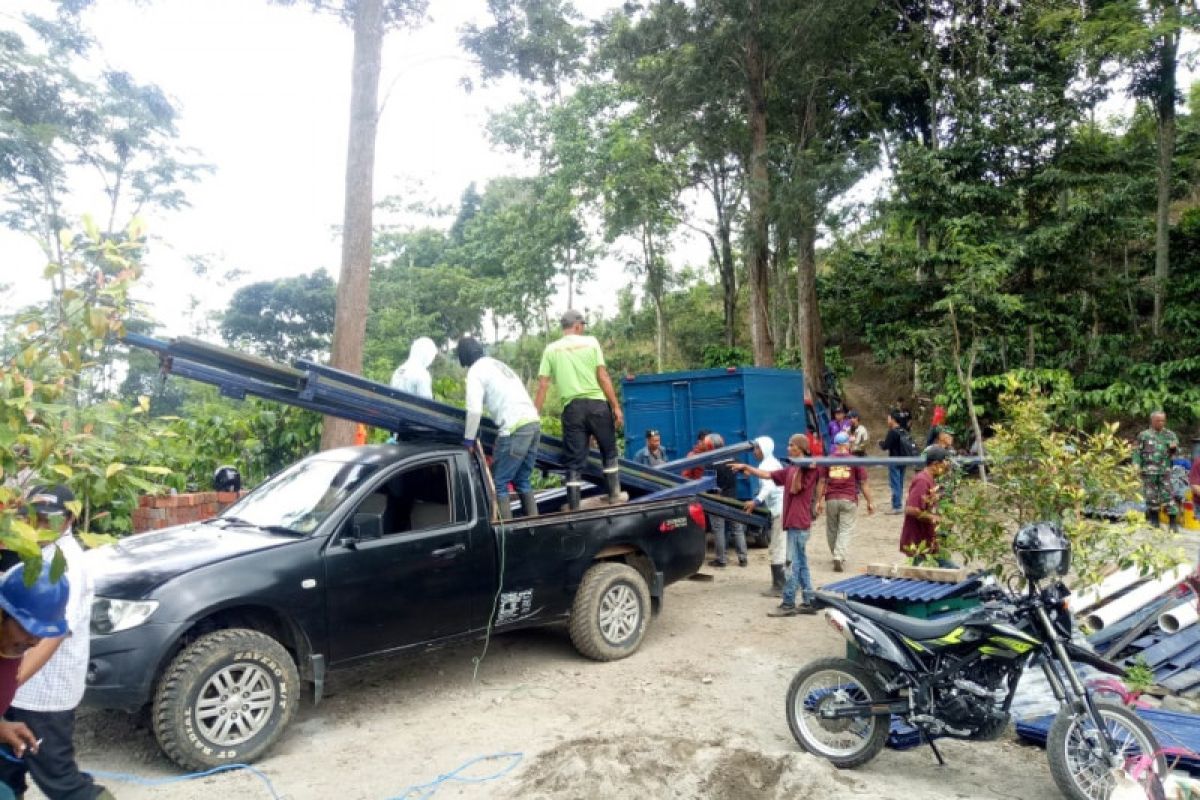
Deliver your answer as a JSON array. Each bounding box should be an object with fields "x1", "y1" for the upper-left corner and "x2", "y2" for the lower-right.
[{"x1": 323, "y1": 456, "x2": 478, "y2": 664}]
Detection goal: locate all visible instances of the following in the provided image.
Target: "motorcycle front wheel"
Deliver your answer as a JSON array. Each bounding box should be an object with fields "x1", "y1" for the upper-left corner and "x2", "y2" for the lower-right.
[
  {"x1": 785, "y1": 657, "x2": 890, "y2": 768},
  {"x1": 1046, "y1": 700, "x2": 1165, "y2": 800}
]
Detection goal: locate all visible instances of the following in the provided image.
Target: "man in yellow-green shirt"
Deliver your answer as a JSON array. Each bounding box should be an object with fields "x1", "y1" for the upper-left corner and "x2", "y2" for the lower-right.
[{"x1": 535, "y1": 310, "x2": 625, "y2": 510}]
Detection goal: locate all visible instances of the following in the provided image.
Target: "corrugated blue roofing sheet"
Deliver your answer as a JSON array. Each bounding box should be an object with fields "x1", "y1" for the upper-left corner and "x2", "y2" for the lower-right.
[{"x1": 821, "y1": 574, "x2": 973, "y2": 603}]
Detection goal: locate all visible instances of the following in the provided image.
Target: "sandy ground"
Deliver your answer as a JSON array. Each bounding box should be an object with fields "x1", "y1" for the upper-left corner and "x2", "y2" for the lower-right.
[{"x1": 57, "y1": 474, "x2": 1064, "y2": 800}]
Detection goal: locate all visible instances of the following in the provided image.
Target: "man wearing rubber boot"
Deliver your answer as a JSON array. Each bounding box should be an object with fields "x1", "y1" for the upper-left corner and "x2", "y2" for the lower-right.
[
  {"x1": 535, "y1": 310, "x2": 624, "y2": 511},
  {"x1": 0, "y1": 487, "x2": 112, "y2": 800},
  {"x1": 458, "y1": 338, "x2": 543, "y2": 520},
  {"x1": 1133, "y1": 411, "x2": 1180, "y2": 531},
  {"x1": 0, "y1": 557, "x2": 77, "y2": 800},
  {"x1": 742, "y1": 436, "x2": 785, "y2": 596}
]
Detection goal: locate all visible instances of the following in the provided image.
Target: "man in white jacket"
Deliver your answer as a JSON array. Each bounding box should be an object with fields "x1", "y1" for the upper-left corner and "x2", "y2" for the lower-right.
[
  {"x1": 458, "y1": 337, "x2": 543, "y2": 519},
  {"x1": 389, "y1": 337, "x2": 437, "y2": 399},
  {"x1": 742, "y1": 436, "x2": 786, "y2": 596}
]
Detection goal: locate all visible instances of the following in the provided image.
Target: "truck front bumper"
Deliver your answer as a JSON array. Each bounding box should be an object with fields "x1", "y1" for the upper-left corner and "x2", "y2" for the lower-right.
[{"x1": 83, "y1": 623, "x2": 184, "y2": 712}]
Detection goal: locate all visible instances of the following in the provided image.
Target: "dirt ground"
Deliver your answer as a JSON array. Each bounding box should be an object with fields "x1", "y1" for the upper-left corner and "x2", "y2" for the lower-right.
[{"x1": 60, "y1": 473, "x2": 1063, "y2": 800}]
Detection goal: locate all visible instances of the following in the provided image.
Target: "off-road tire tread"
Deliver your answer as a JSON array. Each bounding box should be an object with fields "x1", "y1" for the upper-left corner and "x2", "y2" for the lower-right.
[
  {"x1": 1046, "y1": 700, "x2": 1166, "y2": 800},
  {"x1": 152, "y1": 628, "x2": 299, "y2": 771},
  {"x1": 786, "y1": 657, "x2": 890, "y2": 769},
  {"x1": 569, "y1": 562, "x2": 651, "y2": 662}
]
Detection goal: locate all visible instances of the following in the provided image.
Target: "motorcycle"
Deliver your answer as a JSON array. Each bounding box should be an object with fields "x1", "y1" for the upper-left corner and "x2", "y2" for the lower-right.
[{"x1": 789, "y1": 522, "x2": 1166, "y2": 800}]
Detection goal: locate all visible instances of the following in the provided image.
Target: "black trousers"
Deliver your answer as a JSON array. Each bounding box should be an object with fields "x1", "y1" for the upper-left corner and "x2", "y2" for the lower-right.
[
  {"x1": 561, "y1": 398, "x2": 618, "y2": 473},
  {"x1": 0, "y1": 707, "x2": 103, "y2": 800}
]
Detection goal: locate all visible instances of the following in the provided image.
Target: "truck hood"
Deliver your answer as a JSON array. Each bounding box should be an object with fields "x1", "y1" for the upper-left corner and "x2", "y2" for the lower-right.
[{"x1": 86, "y1": 522, "x2": 298, "y2": 598}]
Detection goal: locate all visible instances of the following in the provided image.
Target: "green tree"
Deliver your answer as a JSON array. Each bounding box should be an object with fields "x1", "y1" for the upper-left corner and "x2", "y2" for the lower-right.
[{"x1": 219, "y1": 270, "x2": 336, "y2": 362}]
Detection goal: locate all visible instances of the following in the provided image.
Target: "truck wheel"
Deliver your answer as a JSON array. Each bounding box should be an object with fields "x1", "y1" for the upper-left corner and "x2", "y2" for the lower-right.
[
  {"x1": 152, "y1": 628, "x2": 299, "y2": 771},
  {"x1": 569, "y1": 562, "x2": 651, "y2": 661}
]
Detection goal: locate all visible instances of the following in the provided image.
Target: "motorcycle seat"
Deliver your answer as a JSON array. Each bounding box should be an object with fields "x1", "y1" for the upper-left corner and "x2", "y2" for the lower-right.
[{"x1": 845, "y1": 599, "x2": 979, "y2": 641}]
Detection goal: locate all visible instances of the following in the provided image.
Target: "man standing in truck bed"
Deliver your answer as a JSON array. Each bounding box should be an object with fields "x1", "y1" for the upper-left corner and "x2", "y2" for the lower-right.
[{"x1": 535, "y1": 310, "x2": 625, "y2": 510}]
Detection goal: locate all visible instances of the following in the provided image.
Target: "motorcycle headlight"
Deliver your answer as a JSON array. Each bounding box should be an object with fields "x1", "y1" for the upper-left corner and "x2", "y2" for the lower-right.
[{"x1": 91, "y1": 598, "x2": 159, "y2": 635}]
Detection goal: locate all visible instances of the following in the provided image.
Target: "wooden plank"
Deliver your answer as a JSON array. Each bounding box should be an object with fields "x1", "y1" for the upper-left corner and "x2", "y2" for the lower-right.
[{"x1": 864, "y1": 563, "x2": 970, "y2": 584}]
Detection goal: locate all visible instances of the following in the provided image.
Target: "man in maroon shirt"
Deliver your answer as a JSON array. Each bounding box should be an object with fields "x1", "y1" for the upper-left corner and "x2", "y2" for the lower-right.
[
  {"x1": 816, "y1": 432, "x2": 875, "y2": 573},
  {"x1": 900, "y1": 446, "x2": 953, "y2": 564},
  {"x1": 734, "y1": 434, "x2": 820, "y2": 616}
]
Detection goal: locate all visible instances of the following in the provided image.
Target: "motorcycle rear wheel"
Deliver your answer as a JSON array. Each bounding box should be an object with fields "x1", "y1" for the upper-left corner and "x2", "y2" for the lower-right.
[
  {"x1": 785, "y1": 657, "x2": 890, "y2": 768},
  {"x1": 1046, "y1": 700, "x2": 1165, "y2": 800}
]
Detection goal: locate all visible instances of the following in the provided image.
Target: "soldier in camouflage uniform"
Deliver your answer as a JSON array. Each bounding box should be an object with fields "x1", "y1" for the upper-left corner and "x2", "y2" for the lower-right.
[{"x1": 1133, "y1": 410, "x2": 1180, "y2": 531}]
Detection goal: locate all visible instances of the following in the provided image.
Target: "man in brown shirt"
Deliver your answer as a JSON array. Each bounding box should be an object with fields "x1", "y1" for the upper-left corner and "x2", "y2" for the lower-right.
[{"x1": 900, "y1": 447, "x2": 953, "y2": 565}]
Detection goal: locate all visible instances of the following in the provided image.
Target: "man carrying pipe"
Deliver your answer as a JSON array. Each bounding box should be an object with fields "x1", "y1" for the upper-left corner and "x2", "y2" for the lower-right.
[{"x1": 534, "y1": 310, "x2": 624, "y2": 511}]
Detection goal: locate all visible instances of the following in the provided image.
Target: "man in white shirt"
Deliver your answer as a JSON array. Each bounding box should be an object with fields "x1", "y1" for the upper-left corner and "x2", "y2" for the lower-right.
[
  {"x1": 742, "y1": 437, "x2": 785, "y2": 596},
  {"x1": 0, "y1": 485, "x2": 110, "y2": 800},
  {"x1": 458, "y1": 337, "x2": 543, "y2": 519},
  {"x1": 389, "y1": 337, "x2": 437, "y2": 399}
]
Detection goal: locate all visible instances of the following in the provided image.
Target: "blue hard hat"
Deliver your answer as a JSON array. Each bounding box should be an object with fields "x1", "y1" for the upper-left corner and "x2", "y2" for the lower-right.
[
  {"x1": 0, "y1": 561, "x2": 69, "y2": 638},
  {"x1": 834, "y1": 432, "x2": 851, "y2": 445}
]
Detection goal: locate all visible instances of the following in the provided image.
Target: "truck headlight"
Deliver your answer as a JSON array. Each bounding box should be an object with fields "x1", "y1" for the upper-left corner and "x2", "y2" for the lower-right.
[{"x1": 91, "y1": 598, "x2": 159, "y2": 635}]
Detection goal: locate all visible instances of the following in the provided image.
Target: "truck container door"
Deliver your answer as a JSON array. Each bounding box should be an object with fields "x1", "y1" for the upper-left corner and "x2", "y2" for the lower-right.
[{"x1": 323, "y1": 457, "x2": 478, "y2": 664}]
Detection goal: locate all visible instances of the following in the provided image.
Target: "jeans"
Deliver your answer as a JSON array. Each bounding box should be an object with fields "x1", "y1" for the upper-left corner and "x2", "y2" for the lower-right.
[
  {"x1": 825, "y1": 498, "x2": 857, "y2": 561},
  {"x1": 561, "y1": 398, "x2": 617, "y2": 472},
  {"x1": 711, "y1": 516, "x2": 747, "y2": 564},
  {"x1": 491, "y1": 422, "x2": 541, "y2": 499},
  {"x1": 781, "y1": 528, "x2": 813, "y2": 607},
  {"x1": 888, "y1": 465, "x2": 906, "y2": 510}
]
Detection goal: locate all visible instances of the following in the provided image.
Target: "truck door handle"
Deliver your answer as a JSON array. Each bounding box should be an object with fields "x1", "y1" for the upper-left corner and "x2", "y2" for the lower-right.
[{"x1": 431, "y1": 543, "x2": 466, "y2": 558}]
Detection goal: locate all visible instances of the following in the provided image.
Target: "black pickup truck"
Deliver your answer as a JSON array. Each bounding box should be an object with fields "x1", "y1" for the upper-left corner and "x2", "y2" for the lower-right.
[{"x1": 83, "y1": 443, "x2": 706, "y2": 770}]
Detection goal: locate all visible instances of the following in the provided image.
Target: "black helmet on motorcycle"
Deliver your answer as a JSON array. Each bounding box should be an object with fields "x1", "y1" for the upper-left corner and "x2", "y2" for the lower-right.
[
  {"x1": 1012, "y1": 522, "x2": 1071, "y2": 581},
  {"x1": 213, "y1": 465, "x2": 242, "y2": 493}
]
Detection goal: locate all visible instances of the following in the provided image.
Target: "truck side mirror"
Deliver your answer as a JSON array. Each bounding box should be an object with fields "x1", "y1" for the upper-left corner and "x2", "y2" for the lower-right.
[{"x1": 346, "y1": 512, "x2": 383, "y2": 545}]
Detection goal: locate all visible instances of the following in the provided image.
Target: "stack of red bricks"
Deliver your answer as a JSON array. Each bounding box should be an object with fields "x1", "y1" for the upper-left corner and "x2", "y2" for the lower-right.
[{"x1": 131, "y1": 491, "x2": 245, "y2": 533}]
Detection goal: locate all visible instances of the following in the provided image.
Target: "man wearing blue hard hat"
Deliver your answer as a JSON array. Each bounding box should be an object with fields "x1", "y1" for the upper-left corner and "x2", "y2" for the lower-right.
[
  {"x1": 0, "y1": 485, "x2": 110, "y2": 800},
  {"x1": 0, "y1": 554, "x2": 70, "y2": 794}
]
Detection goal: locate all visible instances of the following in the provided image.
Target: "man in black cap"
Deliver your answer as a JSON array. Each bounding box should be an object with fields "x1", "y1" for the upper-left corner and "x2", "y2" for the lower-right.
[
  {"x1": 534, "y1": 310, "x2": 624, "y2": 510},
  {"x1": 900, "y1": 447, "x2": 954, "y2": 567}
]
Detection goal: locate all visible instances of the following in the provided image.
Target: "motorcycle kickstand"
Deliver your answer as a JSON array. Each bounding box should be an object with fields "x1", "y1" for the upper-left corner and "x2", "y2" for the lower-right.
[{"x1": 920, "y1": 728, "x2": 946, "y2": 767}]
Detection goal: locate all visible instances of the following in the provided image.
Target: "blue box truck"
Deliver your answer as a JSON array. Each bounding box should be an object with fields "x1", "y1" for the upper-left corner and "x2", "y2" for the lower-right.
[{"x1": 621, "y1": 367, "x2": 831, "y2": 525}]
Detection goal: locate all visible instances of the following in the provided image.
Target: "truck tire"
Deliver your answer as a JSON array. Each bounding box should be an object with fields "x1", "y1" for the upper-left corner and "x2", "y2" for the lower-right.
[
  {"x1": 152, "y1": 628, "x2": 300, "y2": 771},
  {"x1": 569, "y1": 562, "x2": 651, "y2": 661}
]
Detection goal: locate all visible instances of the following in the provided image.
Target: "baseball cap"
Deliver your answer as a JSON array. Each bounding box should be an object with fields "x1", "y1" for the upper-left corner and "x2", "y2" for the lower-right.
[
  {"x1": 834, "y1": 432, "x2": 850, "y2": 445},
  {"x1": 924, "y1": 446, "x2": 952, "y2": 464},
  {"x1": 847, "y1": 410, "x2": 859, "y2": 419},
  {"x1": 26, "y1": 485, "x2": 76, "y2": 516},
  {"x1": 560, "y1": 309, "x2": 586, "y2": 328}
]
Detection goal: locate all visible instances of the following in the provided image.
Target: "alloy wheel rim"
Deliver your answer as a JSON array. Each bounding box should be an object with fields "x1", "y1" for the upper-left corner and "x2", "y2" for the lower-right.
[
  {"x1": 599, "y1": 583, "x2": 641, "y2": 645},
  {"x1": 194, "y1": 663, "x2": 277, "y2": 746}
]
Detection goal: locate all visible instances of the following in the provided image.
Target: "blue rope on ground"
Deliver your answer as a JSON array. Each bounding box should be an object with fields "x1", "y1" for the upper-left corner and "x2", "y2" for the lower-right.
[
  {"x1": 386, "y1": 752, "x2": 524, "y2": 800},
  {"x1": 85, "y1": 764, "x2": 285, "y2": 799}
]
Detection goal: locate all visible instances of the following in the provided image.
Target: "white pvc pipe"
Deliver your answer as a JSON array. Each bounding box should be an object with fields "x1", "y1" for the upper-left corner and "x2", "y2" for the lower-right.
[
  {"x1": 1084, "y1": 564, "x2": 1192, "y2": 632},
  {"x1": 1159, "y1": 600, "x2": 1200, "y2": 634},
  {"x1": 1068, "y1": 568, "x2": 1144, "y2": 613}
]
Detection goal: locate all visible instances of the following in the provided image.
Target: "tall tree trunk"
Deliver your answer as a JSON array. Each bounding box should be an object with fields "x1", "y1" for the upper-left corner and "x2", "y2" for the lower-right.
[
  {"x1": 744, "y1": 0, "x2": 774, "y2": 366},
  {"x1": 796, "y1": 208, "x2": 825, "y2": 401},
  {"x1": 718, "y1": 216, "x2": 737, "y2": 348},
  {"x1": 1152, "y1": 19, "x2": 1179, "y2": 337},
  {"x1": 321, "y1": 0, "x2": 384, "y2": 450}
]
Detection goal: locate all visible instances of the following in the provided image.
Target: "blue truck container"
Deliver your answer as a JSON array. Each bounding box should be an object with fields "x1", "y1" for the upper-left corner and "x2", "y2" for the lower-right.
[{"x1": 621, "y1": 366, "x2": 825, "y2": 500}]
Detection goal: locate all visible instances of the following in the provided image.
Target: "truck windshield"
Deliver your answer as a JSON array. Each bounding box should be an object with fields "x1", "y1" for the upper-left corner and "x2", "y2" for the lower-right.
[{"x1": 218, "y1": 459, "x2": 378, "y2": 534}]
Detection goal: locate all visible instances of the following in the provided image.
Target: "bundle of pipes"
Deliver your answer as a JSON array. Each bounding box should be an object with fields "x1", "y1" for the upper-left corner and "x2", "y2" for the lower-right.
[
  {"x1": 1082, "y1": 564, "x2": 1193, "y2": 633},
  {"x1": 124, "y1": 332, "x2": 768, "y2": 529}
]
